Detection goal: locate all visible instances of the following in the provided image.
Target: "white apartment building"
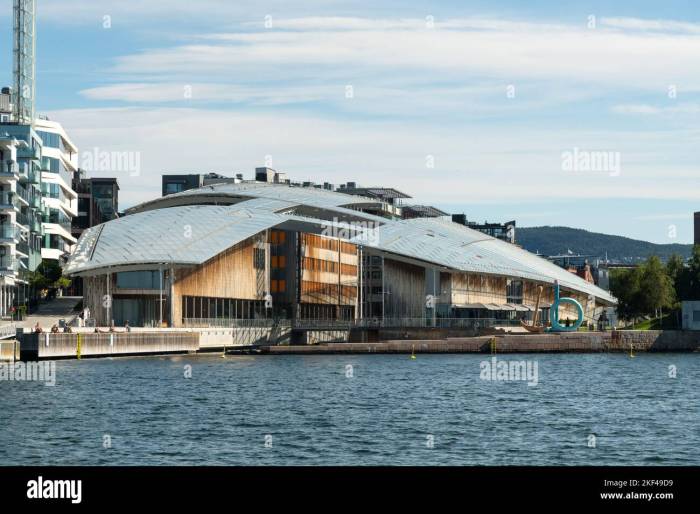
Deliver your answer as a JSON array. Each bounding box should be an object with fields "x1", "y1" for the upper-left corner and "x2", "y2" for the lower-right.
[
  {"x1": 0, "y1": 133, "x2": 22, "y2": 316},
  {"x1": 35, "y1": 116, "x2": 78, "y2": 261},
  {"x1": 0, "y1": 123, "x2": 43, "y2": 319}
]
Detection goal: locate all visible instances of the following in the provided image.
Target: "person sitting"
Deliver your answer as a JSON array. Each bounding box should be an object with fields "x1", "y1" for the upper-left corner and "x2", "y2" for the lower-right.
[
  {"x1": 33, "y1": 323, "x2": 43, "y2": 334},
  {"x1": 64, "y1": 325, "x2": 73, "y2": 333},
  {"x1": 124, "y1": 320, "x2": 131, "y2": 333},
  {"x1": 50, "y1": 324, "x2": 60, "y2": 333}
]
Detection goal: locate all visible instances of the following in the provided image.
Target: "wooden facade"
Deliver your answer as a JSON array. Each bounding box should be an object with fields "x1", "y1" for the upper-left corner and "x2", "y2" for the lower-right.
[
  {"x1": 80, "y1": 229, "x2": 604, "y2": 328},
  {"x1": 299, "y1": 233, "x2": 358, "y2": 309},
  {"x1": 382, "y1": 259, "x2": 426, "y2": 318}
]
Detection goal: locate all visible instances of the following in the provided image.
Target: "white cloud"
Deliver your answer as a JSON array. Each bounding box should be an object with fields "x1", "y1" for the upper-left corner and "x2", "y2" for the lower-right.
[
  {"x1": 601, "y1": 17, "x2": 700, "y2": 34},
  {"x1": 80, "y1": 83, "x2": 334, "y2": 105},
  {"x1": 612, "y1": 103, "x2": 700, "y2": 115},
  {"x1": 94, "y1": 16, "x2": 700, "y2": 104},
  {"x1": 46, "y1": 107, "x2": 700, "y2": 209}
]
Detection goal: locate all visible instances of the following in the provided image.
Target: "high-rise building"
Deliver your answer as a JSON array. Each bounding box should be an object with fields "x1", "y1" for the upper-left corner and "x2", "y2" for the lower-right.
[
  {"x1": 34, "y1": 116, "x2": 79, "y2": 262},
  {"x1": 162, "y1": 172, "x2": 243, "y2": 196},
  {"x1": 452, "y1": 214, "x2": 516, "y2": 244},
  {"x1": 71, "y1": 171, "x2": 119, "y2": 240},
  {"x1": 0, "y1": 123, "x2": 44, "y2": 318}
]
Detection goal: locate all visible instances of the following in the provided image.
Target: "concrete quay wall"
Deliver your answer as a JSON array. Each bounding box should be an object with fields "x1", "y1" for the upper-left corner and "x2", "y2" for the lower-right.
[
  {"x1": 21, "y1": 332, "x2": 199, "y2": 360},
  {"x1": 263, "y1": 331, "x2": 700, "y2": 354}
]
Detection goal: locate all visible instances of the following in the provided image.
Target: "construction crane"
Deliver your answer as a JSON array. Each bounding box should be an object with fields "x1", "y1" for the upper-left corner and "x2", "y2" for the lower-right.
[{"x1": 12, "y1": 0, "x2": 36, "y2": 125}]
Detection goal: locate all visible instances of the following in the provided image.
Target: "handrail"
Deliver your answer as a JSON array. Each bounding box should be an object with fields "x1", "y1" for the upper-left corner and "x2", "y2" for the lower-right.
[{"x1": 181, "y1": 317, "x2": 520, "y2": 329}]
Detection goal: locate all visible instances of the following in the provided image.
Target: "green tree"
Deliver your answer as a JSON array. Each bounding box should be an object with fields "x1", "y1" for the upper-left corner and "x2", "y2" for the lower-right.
[
  {"x1": 27, "y1": 269, "x2": 51, "y2": 291},
  {"x1": 27, "y1": 261, "x2": 71, "y2": 295},
  {"x1": 610, "y1": 267, "x2": 642, "y2": 322},
  {"x1": 637, "y1": 256, "x2": 675, "y2": 316},
  {"x1": 685, "y1": 246, "x2": 700, "y2": 300},
  {"x1": 610, "y1": 256, "x2": 676, "y2": 325}
]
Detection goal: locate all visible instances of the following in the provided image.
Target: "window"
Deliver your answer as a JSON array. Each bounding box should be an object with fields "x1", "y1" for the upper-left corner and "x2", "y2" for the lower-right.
[
  {"x1": 506, "y1": 279, "x2": 523, "y2": 304},
  {"x1": 270, "y1": 230, "x2": 286, "y2": 244},
  {"x1": 36, "y1": 131, "x2": 61, "y2": 149},
  {"x1": 693, "y1": 310, "x2": 700, "y2": 323},
  {"x1": 116, "y1": 271, "x2": 163, "y2": 289},
  {"x1": 165, "y1": 182, "x2": 184, "y2": 194},
  {"x1": 254, "y1": 248, "x2": 265, "y2": 269},
  {"x1": 41, "y1": 157, "x2": 63, "y2": 173}
]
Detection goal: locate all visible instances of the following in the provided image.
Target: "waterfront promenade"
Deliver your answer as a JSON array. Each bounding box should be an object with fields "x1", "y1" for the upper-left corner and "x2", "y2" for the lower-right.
[{"x1": 15, "y1": 328, "x2": 700, "y2": 359}]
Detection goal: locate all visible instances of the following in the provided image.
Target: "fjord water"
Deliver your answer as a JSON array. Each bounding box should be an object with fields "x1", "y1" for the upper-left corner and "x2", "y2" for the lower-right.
[{"x1": 1, "y1": 353, "x2": 697, "y2": 466}]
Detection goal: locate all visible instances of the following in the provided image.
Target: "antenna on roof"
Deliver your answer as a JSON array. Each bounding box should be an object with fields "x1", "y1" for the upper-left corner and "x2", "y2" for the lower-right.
[{"x1": 12, "y1": 0, "x2": 36, "y2": 125}]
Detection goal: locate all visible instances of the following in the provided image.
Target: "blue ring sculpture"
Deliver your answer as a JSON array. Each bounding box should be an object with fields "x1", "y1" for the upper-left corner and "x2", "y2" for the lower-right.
[{"x1": 548, "y1": 281, "x2": 584, "y2": 332}]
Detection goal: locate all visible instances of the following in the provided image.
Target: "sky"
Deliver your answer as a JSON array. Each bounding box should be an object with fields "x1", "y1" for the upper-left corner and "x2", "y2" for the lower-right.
[{"x1": 0, "y1": 0, "x2": 698, "y2": 244}]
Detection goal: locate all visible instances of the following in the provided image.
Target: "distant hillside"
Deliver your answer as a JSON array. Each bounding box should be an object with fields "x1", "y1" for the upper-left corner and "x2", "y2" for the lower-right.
[{"x1": 517, "y1": 226, "x2": 693, "y2": 262}]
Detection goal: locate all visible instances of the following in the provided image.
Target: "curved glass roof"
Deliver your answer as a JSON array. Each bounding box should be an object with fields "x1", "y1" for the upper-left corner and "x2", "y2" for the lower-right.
[
  {"x1": 66, "y1": 184, "x2": 616, "y2": 304},
  {"x1": 126, "y1": 181, "x2": 382, "y2": 215}
]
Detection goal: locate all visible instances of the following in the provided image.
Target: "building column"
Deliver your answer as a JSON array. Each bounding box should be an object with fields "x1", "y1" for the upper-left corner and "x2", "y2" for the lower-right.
[{"x1": 169, "y1": 267, "x2": 176, "y2": 328}]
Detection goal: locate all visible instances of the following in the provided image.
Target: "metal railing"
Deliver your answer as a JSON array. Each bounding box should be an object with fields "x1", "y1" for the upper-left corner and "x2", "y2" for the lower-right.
[
  {"x1": 181, "y1": 317, "x2": 520, "y2": 330},
  {"x1": 183, "y1": 318, "x2": 292, "y2": 329},
  {"x1": 0, "y1": 192, "x2": 20, "y2": 209},
  {"x1": 15, "y1": 211, "x2": 29, "y2": 227},
  {"x1": 0, "y1": 162, "x2": 18, "y2": 176},
  {"x1": 0, "y1": 225, "x2": 20, "y2": 239},
  {"x1": 0, "y1": 257, "x2": 19, "y2": 272},
  {"x1": 0, "y1": 323, "x2": 16, "y2": 339}
]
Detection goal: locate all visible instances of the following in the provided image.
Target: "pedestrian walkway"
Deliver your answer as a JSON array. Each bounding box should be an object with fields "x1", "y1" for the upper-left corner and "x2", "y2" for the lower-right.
[{"x1": 18, "y1": 296, "x2": 82, "y2": 330}]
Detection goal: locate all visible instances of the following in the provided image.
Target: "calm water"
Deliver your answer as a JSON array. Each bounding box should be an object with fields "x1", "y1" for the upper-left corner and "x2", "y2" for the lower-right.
[{"x1": 0, "y1": 353, "x2": 698, "y2": 466}]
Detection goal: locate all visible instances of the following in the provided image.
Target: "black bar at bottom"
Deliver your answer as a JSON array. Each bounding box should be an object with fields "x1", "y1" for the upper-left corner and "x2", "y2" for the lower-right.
[{"x1": 0, "y1": 466, "x2": 694, "y2": 508}]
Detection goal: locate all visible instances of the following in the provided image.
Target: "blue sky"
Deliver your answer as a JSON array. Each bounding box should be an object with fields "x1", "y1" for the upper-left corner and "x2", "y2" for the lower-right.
[{"x1": 1, "y1": 0, "x2": 698, "y2": 245}]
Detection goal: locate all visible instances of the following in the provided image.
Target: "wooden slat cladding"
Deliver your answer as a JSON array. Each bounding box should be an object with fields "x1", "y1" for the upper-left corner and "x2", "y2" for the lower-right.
[
  {"x1": 173, "y1": 238, "x2": 259, "y2": 301},
  {"x1": 300, "y1": 233, "x2": 358, "y2": 306},
  {"x1": 83, "y1": 275, "x2": 110, "y2": 326},
  {"x1": 382, "y1": 259, "x2": 425, "y2": 318},
  {"x1": 450, "y1": 273, "x2": 509, "y2": 305}
]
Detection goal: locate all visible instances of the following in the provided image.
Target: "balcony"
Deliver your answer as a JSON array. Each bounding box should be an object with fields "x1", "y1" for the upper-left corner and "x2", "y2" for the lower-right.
[
  {"x1": 0, "y1": 257, "x2": 19, "y2": 274},
  {"x1": 27, "y1": 167, "x2": 40, "y2": 184},
  {"x1": 0, "y1": 224, "x2": 20, "y2": 241},
  {"x1": 18, "y1": 165, "x2": 39, "y2": 184},
  {"x1": 16, "y1": 240, "x2": 29, "y2": 256},
  {"x1": 0, "y1": 192, "x2": 20, "y2": 211},
  {"x1": 16, "y1": 146, "x2": 40, "y2": 161},
  {"x1": 15, "y1": 211, "x2": 29, "y2": 227},
  {"x1": 0, "y1": 161, "x2": 18, "y2": 181},
  {"x1": 14, "y1": 185, "x2": 30, "y2": 206}
]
